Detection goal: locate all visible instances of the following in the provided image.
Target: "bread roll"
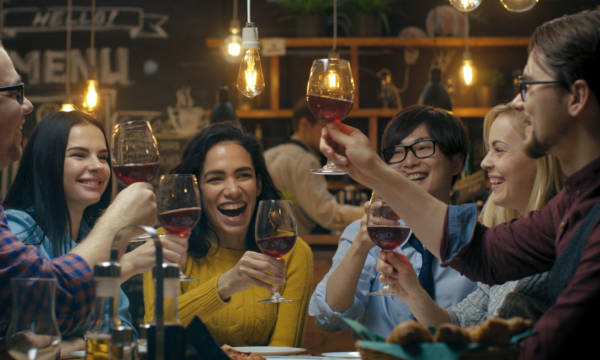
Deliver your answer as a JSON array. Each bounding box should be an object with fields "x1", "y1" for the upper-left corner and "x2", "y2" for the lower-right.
[{"x1": 386, "y1": 320, "x2": 433, "y2": 345}]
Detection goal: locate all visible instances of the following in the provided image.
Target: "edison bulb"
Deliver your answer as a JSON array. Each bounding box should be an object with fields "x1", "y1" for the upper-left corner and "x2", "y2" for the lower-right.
[
  {"x1": 60, "y1": 103, "x2": 76, "y2": 112},
  {"x1": 236, "y1": 47, "x2": 265, "y2": 98},
  {"x1": 499, "y1": 0, "x2": 538, "y2": 12},
  {"x1": 82, "y1": 79, "x2": 99, "y2": 111},
  {"x1": 462, "y1": 59, "x2": 474, "y2": 86},
  {"x1": 223, "y1": 33, "x2": 242, "y2": 63},
  {"x1": 448, "y1": 0, "x2": 482, "y2": 12},
  {"x1": 326, "y1": 69, "x2": 341, "y2": 90}
]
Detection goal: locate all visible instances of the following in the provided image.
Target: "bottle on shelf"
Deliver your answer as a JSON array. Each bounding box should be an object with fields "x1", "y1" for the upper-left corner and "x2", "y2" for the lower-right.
[{"x1": 147, "y1": 263, "x2": 186, "y2": 360}]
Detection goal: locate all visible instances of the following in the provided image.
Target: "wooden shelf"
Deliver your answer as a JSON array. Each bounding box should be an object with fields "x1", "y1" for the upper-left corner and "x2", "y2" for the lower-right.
[{"x1": 206, "y1": 36, "x2": 529, "y2": 49}]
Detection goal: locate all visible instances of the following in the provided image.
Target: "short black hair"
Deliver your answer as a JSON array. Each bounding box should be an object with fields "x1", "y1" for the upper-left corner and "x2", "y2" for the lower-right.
[
  {"x1": 381, "y1": 105, "x2": 468, "y2": 184},
  {"x1": 172, "y1": 123, "x2": 280, "y2": 258},
  {"x1": 291, "y1": 97, "x2": 317, "y2": 132}
]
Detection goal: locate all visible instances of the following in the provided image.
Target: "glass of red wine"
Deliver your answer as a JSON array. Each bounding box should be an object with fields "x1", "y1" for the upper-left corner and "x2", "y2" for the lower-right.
[
  {"x1": 157, "y1": 174, "x2": 202, "y2": 282},
  {"x1": 365, "y1": 193, "x2": 412, "y2": 296},
  {"x1": 111, "y1": 120, "x2": 160, "y2": 185},
  {"x1": 255, "y1": 199, "x2": 297, "y2": 303},
  {"x1": 306, "y1": 57, "x2": 355, "y2": 175}
]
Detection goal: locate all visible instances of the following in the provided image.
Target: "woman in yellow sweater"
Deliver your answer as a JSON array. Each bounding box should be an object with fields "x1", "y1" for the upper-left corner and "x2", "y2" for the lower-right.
[{"x1": 143, "y1": 123, "x2": 313, "y2": 347}]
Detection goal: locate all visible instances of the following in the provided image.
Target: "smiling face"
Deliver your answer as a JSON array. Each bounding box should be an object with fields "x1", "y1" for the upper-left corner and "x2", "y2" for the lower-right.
[
  {"x1": 199, "y1": 141, "x2": 262, "y2": 245},
  {"x1": 62, "y1": 123, "x2": 111, "y2": 215},
  {"x1": 0, "y1": 48, "x2": 33, "y2": 169},
  {"x1": 388, "y1": 124, "x2": 462, "y2": 203},
  {"x1": 480, "y1": 114, "x2": 537, "y2": 215}
]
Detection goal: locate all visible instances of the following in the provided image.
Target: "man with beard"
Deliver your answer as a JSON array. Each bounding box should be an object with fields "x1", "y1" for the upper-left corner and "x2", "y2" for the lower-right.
[{"x1": 317, "y1": 7, "x2": 600, "y2": 360}]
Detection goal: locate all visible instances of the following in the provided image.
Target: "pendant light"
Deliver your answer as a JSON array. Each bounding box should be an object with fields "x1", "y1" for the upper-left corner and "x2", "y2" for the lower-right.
[
  {"x1": 60, "y1": 0, "x2": 75, "y2": 112},
  {"x1": 82, "y1": 0, "x2": 99, "y2": 113},
  {"x1": 236, "y1": 0, "x2": 265, "y2": 98},
  {"x1": 223, "y1": 0, "x2": 243, "y2": 63},
  {"x1": 460, "y1": 13, "x2": 474, "y2": 86},
  {"x1": 448, "y1": 0, "x2": 482, "y2": 12}
]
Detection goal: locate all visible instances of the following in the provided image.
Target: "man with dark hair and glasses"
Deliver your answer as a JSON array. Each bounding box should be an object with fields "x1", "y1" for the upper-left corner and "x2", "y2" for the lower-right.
[
  {"x1": 309, "y1": 105, "x2": 476, "y2": 335},
  {"x1": 0, "y1": 46, "x2": 158, "y2": 338},
  {"x1": 319, "y1": 7, "x2": 600, "y2": 359}
]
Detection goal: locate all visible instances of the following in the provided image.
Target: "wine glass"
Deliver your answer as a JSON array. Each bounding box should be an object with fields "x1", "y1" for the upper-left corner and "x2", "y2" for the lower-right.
[
  {"x1": 157, "y1": 174, "x2": 202, "y2": 282},
  {"x1": 306, "y1": 57, "x2": 355, "y2": 175},
  {"x1": 111, "y1": 120, "x2": 160, "y2": 185},
  {"x1": 255, "y1": 200, "x2": 297, "y2": 303},
  {"x1": 6, "y1": 278, "x2": 61, "y2": 360},
  {"x1": 365, "y1": 194, "x2": 412, "y2": 296}
]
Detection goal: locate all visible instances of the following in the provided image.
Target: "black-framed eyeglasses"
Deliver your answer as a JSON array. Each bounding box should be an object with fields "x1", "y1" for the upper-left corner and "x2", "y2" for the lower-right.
[
  {"x1": 0, "y1": 83, "x2": 24, "y2": 104},
  {"x1": 383, "y1": 138, "x2": 437, "y2": 165},
  {"x1": 517, "y1": 76, "x2": 561, "y2": 101}
]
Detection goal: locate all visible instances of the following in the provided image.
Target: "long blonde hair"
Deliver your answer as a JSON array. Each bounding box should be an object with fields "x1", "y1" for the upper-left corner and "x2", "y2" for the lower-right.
[{"x1": 479, "y1": 104, "x2": 564, "y2": 227}]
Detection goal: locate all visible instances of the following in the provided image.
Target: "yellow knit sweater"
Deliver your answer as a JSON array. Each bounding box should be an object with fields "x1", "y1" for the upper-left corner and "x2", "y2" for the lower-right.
[{"x1": 143, "y1": 237, "x2": 313, "y2": 347}]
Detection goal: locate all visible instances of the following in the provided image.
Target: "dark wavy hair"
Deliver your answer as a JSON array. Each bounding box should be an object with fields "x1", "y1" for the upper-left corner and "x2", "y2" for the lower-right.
[
  {"x1": 172, "y1": 123, "x2": 280, "y2": 258},
  {"x1": 381, "y1": 105, "x2": 468, "y2": 185},
  {"x1": 4, "y1": 111, "x2": 112, "y2": 257}
]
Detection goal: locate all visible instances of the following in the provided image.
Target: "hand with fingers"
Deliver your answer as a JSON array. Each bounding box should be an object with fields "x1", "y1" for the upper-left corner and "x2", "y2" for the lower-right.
[
  {"x1": 217, "y1": 251, "x2": 286, "y2": 301},
  {"x1": 120, "y1": 233, "x2": 189, "y2": 281},
  {"x1": 376, "y1": 250, "x2": 421, "y2": 300}
]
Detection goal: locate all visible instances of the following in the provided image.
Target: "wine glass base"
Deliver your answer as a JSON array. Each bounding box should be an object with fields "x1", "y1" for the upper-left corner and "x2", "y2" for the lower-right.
[
  {"x1": 259, "y1": 297, "x2": 295, "y2": 303},
  {"x1": 311, "y1": 167, "x2": 349, "y2": 175}
]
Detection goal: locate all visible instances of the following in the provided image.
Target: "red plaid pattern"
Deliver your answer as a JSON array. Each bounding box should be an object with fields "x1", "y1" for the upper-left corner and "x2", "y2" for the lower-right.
[{"x1": 0, "y1": 202, "x2": 95, "y2": 337}]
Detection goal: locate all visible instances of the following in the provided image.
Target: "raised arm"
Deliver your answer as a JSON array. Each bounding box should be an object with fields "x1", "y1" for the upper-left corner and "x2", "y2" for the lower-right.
[{"x1": 320, "y1": 124, "x2": 448, "y2": 258}]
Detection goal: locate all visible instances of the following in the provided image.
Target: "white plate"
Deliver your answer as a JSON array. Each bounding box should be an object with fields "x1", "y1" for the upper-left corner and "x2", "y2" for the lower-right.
[
  {"x1": 232, "y1": 346, "x2": 307, "y2": 355},
  {"x1": 322, "y1": 351, "x2": 361, "y2": 359},
  {"x1": 67, "y1": 350, "x2": 85, "y2": 358},
  {"x1": 265, "y1": 357, "x2": 321, "y2": 360}
]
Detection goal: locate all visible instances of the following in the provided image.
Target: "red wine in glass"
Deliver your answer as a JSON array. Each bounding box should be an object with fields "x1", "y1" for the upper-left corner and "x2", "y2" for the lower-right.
[
  {"x1": 113, "y1": 162, "x2": 160, "y2": 185},
  {"x1": 306, "y1": 95, "x2": 354, "y2": 124},
  {"x1": 367, "y1": 225, "x2": 410, "y2": 250},
  {"x1": 256, "y1": 233, "x2": 296, "y2": 258},
  {"x1": 158, "y1": 207, "x2": 202, "y2": 237}
]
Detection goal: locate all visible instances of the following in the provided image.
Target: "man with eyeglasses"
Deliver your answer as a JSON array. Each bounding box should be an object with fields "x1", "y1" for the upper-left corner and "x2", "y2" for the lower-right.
[
  {"x1": 318, "y1": 7, "x2": 600, "y2": 359},
  {"x1": 309, "y1": 105, "x2": 477, "y2": 336},
  {"x1": 0, "y1": 46, "x2": 157, "y2": 338}
]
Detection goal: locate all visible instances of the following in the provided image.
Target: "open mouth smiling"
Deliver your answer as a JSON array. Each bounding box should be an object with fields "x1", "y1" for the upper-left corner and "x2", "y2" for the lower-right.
[{"x1": 218, "y1": 203, "x2": 247, "y2": 217}]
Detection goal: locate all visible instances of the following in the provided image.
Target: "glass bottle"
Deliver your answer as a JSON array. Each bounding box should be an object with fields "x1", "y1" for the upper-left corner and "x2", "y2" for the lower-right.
[
  {"x1": 147, "y1": 263, "x2": 186, "y2": 360},
  {"x1": 85, "y1": 261, "x2": 120, "y2": 360},
  {"x1": 110, "y1": 326, "x2": 135, "y2": 360}
]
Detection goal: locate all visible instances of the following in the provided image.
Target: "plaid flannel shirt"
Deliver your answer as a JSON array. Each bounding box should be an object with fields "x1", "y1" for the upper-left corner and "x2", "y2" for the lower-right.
[{"x1": 0, "y1": 201, "x2": 95, "y2": 337}]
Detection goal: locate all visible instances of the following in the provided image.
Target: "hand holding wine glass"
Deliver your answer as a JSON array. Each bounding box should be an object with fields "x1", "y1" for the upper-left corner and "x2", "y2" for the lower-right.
[
  {"x1": 111, "y1": 120, "x2": 160, "y2": 185},
  {"x1": 157, "y1": 174, "x2": 202, "y2": 282},
  {"x1": 255, "y1": 200, "x2": 297, "y2": 303},
  {"x1": 306, "y1": 57, "x2": 355, "y2": 175},
  {"x1": 366, "y1": 193, "x2": 411, "y2": 296}
]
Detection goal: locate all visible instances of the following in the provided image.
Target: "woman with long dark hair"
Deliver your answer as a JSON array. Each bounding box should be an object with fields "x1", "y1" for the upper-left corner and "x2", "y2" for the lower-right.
[
  {"x1": 143, "y1": 123, "x2": 313, "y2": 347},
  {"x1": 4, "y1": 111, "x2": 185, "y2": 351}
]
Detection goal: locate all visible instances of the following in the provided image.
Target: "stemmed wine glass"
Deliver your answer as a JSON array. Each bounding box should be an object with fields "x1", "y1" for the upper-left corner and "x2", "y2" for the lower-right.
[
  {"x1": 157, "y1": 174, "x2": 202, "y2": 282},
  {"x1": 365, "y1": 193, "x2": 412, "y2": 296},
  {"x1": 6, "y1": 278, "x2": 61, "y2": 360},
  {"x1": 306, "y1": 57, "x2": 355, "y2": 175},
  {"x1": 255, "y1": 200, "x2": 297, "y2": 303},
  {"x1": 111, "y1": 120, "x2": 160, "y2": 185}
]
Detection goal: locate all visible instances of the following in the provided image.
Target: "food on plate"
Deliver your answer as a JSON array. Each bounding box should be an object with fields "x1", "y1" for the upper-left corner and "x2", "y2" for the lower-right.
[
  {"x1": 220, "y1": 345, "x2": 267, "y2": 360},
  {"x1": 433, "y1": 323, "x2": 472, "y2": 344},
  {"x1": 467, "y1": 317, "x2": 533, "y2": 345},
  {"x1": 385, "y1": 320, "x2": 433, "y2": 345}
]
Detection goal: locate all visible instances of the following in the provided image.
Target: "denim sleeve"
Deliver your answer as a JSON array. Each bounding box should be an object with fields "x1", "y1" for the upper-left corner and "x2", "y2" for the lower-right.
[
  {"x1": 117, "y1": 287, "x2": 138, "y2": 339},
  {"x1": 308, "y1": 220, "x2": 376, "y2": 332},
  {"x1": 443, "y1": 204, "x2": 479, "y2": 263}
]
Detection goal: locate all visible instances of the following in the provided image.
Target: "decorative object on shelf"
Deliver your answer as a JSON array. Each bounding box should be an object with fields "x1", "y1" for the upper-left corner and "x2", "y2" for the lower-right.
[
  {"x1": 82, "y1": 0, "x2": 99, "y2": 113},
  {"x1": 167, "y1": 86, "x2": 206, "y2": 135},
  {"x1": 376, "y1": 69, "x2": 402, "y2": 109},
  {"x1": 500, "y1": 0, "x2": 539, "y2": 13},
  {"x1": 209, "y1": 86, "x2": 240, "y2": 128},
  {"x1": 276, "y1": 0, "x2": 330, "y2": 37},
  {"x1": 419, "y1": 61, "x2": 453, "y2": 111},
  {"x1": 345, "y1": 0, "x2": 401, "y2": 36},
  {"x1": 448, "y1": 0, "x2": 482, "y2": 12},
  {"x1": 223, "y1": 0, "x2": 243, "y2": 63},
  {"x1": 61, "y1": 0, "x2": 75, "y2": 112},
  {"x1": 426, "y1": 5, "x2": 466, "y2": 37},
  {"x1": 236, "y1": 0, "x2": 265, "y2": 98}
]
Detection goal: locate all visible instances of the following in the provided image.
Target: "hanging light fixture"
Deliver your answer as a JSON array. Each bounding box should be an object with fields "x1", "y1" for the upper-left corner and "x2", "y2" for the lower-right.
[
  {"x1": 236, "y1": 0, "x2": 265, "y2": 98},
  {"x1": 223, "y1": 0, "x2": 243, "y2": 63},
  {"x1": 500, "y1": 0, "x2": 539, "y2": 12},
  {"x1": 448, "y1": 0, "x2": 482, "y2": 12},
  {"x1": 82, "y1": 0, "x2": 99, "y2": 112},
  {"x1": 61, "y1": 0, "x2": 75, "y2": 112},
  {"x1": 461, "y1": 13, "x2": 474, "y2": 86}
]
